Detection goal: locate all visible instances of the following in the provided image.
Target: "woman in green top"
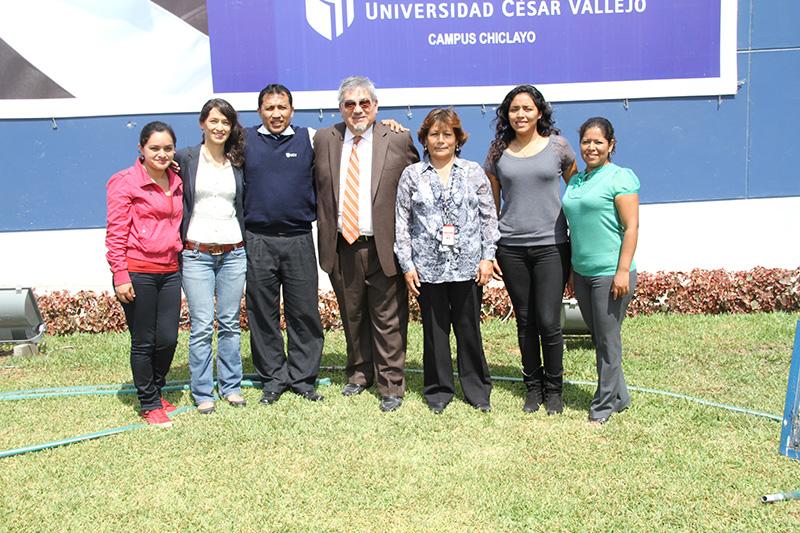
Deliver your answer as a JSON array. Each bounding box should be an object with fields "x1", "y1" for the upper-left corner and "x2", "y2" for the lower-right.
[{"x1": 561, "y1": 117, "x2": 639, "y2": 425}]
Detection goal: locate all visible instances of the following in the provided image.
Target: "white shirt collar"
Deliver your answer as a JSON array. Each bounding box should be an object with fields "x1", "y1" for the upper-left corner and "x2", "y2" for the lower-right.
[
  {"x1": 257, "y1": 124, "x2": 295, "y2": 136},
  {"x1": 344, "y1": 124, "x2": 374, "y2": 144}
]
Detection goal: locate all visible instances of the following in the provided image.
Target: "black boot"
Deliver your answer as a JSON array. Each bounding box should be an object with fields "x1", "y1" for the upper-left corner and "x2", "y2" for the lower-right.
[
  {"x1": 544, "y1": 372, "x2": 563, "y2": 415},
  {"x1": 522, "y1": 367, "x2": 544, "y2": 413}
]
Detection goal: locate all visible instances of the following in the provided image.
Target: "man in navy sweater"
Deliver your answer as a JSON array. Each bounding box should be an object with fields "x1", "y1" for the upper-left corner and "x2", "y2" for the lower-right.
[{"x1": 244, "y1": 84, "x2": 325, "y2": 405}]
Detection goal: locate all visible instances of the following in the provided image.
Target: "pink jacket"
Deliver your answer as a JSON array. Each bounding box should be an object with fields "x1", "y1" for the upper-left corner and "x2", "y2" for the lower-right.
[{"x1": 106, "y1": 159, "x2": 183, "y2": 286}]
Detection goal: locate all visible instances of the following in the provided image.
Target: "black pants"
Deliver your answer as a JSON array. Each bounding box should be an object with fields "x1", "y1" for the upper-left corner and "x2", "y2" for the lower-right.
[
  {"x1": 245, "y1": 231, "x2": 324, "y2": 394},
  {"x1": 417, "y1": 280, "x2": 491, "y2": 406},
  {"x1": 120, "y1": 271, "x2": 181, "y2": 412},
  {"x1": 495, "y1": 243, "x2": 570, "y2": 388}
]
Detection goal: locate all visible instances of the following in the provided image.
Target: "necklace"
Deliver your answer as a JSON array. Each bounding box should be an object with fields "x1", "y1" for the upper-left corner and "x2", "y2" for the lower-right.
[{"x1": 513, "y1": 135, "x2": 541, "y2": 157}]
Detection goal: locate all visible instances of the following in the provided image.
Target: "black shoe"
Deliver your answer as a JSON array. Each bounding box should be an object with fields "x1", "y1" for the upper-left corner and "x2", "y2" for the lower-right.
[
  {"x1": 379, "y1": 396, "x2": 403, "y2": 412},
  {"x1": 342, "y1": 383, "x2": 366, "y2": 396},
  {"x1": 259, "y1": 391, "x2": 282, "y2": 405},
  {"x1": 427, "y1": 401, "x2": 447, "y2": 414},
  {"x1": 299, "y1": 391, "x2": 324, "y2": 402},
  {"x1": 523, "y1": 389, "x2": 543, "y2": 413},
  {"x1": 545, "y1": 393, "x2": 563, "y2": 415},
  {"x1": 474, "y1": 403, "x2": 492, "y2": 413}
]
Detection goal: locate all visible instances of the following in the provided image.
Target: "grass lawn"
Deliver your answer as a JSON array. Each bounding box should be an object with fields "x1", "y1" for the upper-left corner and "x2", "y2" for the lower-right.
[{"x1": 1, "y1": 313, "x2": 799, "y2": 531}]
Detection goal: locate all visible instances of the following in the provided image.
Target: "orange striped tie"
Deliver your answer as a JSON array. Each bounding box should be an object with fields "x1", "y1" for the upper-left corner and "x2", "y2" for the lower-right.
[{"x1": 342, "y1": 136, "x2": 362, "y2": 244}]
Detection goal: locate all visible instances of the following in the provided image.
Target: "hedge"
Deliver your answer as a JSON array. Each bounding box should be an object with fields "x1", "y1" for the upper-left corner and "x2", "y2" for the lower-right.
[{"x1": 29, "y1": 267, "x2": 800, "y2": 336}]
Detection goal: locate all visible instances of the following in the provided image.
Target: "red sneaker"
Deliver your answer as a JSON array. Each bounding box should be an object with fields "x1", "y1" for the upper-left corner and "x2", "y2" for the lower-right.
[
  {"x1": 161, "y1": 398, "x2": 177, "y2": 413},
  {"x1": 142, "y1": 408, "x2": 173, "y2": 427}
]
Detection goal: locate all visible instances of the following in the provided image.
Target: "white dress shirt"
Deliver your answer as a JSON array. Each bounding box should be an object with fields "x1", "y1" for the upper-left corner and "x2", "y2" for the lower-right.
[{"x1": 337, "y1": 125, "x2": 374, "y2": 235}]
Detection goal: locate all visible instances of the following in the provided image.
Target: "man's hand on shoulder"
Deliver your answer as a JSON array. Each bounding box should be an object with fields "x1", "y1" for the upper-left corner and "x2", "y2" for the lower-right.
[{"x1": 380, "y1": 119, "x2": 408, "y2": 133}]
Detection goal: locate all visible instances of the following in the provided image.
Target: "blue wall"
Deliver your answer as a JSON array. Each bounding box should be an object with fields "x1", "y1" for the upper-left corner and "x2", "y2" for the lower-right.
[{"x1": 1, "y1": 0, "x2": 798, "y2": 232}]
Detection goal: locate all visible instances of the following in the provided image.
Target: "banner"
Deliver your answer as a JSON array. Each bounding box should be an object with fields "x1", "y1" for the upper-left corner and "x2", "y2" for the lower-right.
[{"x1": 0, "y1": 0, "x2": 737, "y2": 118}]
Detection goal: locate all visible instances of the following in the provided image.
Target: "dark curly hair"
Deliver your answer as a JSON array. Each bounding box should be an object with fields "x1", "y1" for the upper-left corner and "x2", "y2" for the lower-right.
[
  {"x1": 417, "y1": 107, "x2": 469, "y2": 159},
  {"x1": 199, "y1": 98, "x2": 245, "y2": 167},
  {"x1": 487, "y1": 84, "x2": 560, "y2": 164}
]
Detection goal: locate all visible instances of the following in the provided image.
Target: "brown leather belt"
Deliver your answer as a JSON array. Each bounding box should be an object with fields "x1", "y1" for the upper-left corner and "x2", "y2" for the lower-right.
[{"x1": 184, "y1": 241, "x2": 244, "y2": 255}]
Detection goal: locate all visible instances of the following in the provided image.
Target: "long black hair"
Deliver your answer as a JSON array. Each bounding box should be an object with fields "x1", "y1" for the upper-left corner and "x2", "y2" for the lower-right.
[
  {"x1": 487, "y1": 84, "x2": 559, "y2": 163},
  {"x1": 199, "y1": 98, "x2": 245, "y2": 167}
]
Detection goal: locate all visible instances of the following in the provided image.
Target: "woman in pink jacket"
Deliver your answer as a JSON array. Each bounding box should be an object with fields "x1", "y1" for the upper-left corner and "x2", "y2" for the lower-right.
[{"x1": 106, "y1": 121, "x2": 183, "y2": 427}]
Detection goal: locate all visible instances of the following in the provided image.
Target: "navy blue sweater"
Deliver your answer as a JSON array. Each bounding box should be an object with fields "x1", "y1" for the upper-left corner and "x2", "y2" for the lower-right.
[{"x1": 243, "y1": 126, "x2": 316, "y2": 234}]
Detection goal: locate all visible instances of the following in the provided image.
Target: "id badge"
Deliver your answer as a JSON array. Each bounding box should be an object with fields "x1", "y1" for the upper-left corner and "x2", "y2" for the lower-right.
[{"x1": 441, "y1": 225, "x2": 455, "y2": 246}]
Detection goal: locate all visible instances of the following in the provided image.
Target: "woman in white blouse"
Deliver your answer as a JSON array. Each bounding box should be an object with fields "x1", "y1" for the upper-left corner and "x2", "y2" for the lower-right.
[{"x1": 175, "y1": 98, "x2": 247, "y2": 414}]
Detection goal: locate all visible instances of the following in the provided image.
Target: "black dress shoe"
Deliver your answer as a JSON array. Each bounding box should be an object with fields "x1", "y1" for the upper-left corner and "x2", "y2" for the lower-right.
[
  {"x1": 427, "y1": 401, "x2": 447, "y2": 414},
  {"x1": 299, "y1": 391, "x2": 324, "y2": 402},
  {"x1": 379, "y1": 396, "x2": 403, "y2": 412},
  {"x1": 342, "y1": 383, "x2": 366, "y2": 396},
  {"x1": 474, "y1": 403, "x2": 492, "y2": 413},
  {"x1": 259, "y1": 391, "x2": 282, "y2": 405}
]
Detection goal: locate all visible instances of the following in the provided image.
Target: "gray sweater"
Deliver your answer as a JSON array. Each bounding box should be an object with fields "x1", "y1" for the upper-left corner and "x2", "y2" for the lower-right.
[{"x1": 483, "y1": 134, "x2": 575, "y2": 246}]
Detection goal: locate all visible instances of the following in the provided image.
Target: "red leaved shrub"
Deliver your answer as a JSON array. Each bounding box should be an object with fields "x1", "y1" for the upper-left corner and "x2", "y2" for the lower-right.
[
  {"x1": 30, "y1": 267, "x2": 800, "y2": 336},
  {"x1": 628, "y1": 267, "x2": 800, "y2": 316}
]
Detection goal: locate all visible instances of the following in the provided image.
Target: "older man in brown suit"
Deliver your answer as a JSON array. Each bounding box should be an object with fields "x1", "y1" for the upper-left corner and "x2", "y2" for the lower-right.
[{"x1": 314, "y1": 76, "x2": 420, "y2": 412}]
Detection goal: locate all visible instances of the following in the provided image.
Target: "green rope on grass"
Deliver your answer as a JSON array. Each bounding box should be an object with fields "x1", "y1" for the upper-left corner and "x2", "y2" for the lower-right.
[{"x1": 0, "y1": 370, "x2": 782, "y2": 460}]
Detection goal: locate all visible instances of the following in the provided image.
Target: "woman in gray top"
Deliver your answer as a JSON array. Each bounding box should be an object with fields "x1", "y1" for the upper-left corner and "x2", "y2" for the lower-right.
[{"x1": 483, "y1": 85, "x2": 577, "y2": 415}]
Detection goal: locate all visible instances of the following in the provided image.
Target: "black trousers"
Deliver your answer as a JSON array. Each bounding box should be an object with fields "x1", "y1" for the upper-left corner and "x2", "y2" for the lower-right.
[
  {"x1": 120, "y1": 271, "x2": 181, "y2": 412},
  {"x1": 417, "y1": 280, "x2": 491, "y2": 406},
  {"x1": 495, "y1": 243, "x2": 570, "y2": 388},
  {"x1": 245, "y1": 231, "x2": 324, "y2": 394}
]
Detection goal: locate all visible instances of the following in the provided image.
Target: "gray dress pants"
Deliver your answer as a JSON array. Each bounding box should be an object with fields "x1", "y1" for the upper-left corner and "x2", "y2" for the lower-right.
[{"x1": 573, "y1": 270, "x2": 637, "y2": 420}]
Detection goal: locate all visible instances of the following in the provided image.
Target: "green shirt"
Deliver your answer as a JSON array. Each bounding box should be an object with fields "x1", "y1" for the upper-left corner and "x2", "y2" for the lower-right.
[{"x1": 562, "y1": 163, "x2": 640, "y2": 277}]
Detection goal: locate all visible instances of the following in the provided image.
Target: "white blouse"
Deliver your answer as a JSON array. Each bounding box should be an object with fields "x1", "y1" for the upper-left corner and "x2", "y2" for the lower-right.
[{"x1": 185, "y1": 145, "x2": 242, "y2": 244}]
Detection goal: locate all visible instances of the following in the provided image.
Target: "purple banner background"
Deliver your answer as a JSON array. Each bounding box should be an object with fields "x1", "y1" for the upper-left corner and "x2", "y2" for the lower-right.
[{"x1": 208, "y1": 0, "x2": 720, "y2": 93}]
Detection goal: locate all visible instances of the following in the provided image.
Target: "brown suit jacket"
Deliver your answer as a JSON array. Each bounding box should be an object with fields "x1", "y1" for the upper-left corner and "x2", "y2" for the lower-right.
[{"x1": 314, "y1": 121, "x2": 420, "y2": 277}]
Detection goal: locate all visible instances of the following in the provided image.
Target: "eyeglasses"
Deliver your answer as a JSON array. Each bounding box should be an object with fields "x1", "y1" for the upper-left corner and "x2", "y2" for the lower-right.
[{"x1": 343, "y1": 99, "x2": 373, "y2": 111}]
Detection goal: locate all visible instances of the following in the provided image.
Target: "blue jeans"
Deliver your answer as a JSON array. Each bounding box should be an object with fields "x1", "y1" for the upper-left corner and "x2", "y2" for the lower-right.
[{"x1": 182, "y1": 246, "x2": 247, "y2": 404}]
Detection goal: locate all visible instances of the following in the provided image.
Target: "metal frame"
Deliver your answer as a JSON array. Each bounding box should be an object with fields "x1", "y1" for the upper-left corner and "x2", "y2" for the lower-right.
[{"x1": 779, "y1": 320, "x2": 800, "y2": 460}]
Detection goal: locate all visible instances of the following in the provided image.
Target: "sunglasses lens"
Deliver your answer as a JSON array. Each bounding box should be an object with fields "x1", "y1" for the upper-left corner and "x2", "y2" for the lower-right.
[{"x1": 344, "y1": 100, "x2": 372, "y2": 111}]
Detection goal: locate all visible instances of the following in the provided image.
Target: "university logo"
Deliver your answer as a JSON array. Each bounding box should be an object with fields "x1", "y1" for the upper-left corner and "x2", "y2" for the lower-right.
[{"x1": 305, "y1": 0, "x2": 355, "y2": 41}]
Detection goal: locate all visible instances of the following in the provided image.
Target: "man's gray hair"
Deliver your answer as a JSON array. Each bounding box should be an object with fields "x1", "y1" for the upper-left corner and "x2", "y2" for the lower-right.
[{"x1": 337, "y1": 76, "x2": 378, "y2": 104}]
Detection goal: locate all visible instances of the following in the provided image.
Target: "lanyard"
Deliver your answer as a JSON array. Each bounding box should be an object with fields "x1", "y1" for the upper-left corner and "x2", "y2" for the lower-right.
[{"x1": 434, "y1": 165, "x2": 456, "y2": 225}]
